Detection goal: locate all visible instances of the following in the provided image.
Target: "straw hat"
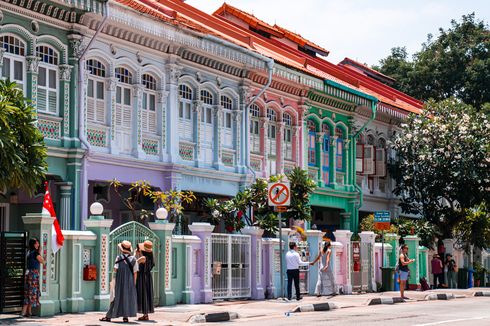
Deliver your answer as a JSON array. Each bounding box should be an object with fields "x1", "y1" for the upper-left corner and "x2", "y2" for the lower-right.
[
  {"x1": 138, "y1": 240, "x2": 153, "y2": 253},
  {"x1": 118, "y1": 240, "x2": 133, "y2": 254}
]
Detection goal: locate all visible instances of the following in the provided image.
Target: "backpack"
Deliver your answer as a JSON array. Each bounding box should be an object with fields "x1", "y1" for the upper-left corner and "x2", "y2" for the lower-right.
[{"x1": 420, "y1": 277, "x2": 430, "y2": 291}]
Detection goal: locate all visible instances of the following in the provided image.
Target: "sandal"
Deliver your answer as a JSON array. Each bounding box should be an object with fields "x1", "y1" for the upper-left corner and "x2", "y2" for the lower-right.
[
  {"x1": 99, "y1": 317, "x2": 111, "y2": 322},
  {"x1": 138, "y1": 315, "x2": 149, "y2": 321},
  {"x1": 123, "y1": 317, "x2": 129, "y2": 323}
]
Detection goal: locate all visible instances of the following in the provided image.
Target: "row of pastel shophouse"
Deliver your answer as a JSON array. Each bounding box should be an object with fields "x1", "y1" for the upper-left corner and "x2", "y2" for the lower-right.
[{"x1": 22, "y1": 203, "x2": 490, "y2": 317}]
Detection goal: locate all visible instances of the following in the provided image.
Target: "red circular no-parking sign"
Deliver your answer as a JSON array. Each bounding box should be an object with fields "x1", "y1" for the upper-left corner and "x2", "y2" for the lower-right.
[{"x1": 268, "y1": 182, "x2": 290, "y2": 206}]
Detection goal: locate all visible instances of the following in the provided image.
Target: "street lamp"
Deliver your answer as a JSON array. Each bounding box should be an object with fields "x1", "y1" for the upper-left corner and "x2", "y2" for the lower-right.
[
  {"x1": 90, "y1": 202, "x2": 104, "y2": 216},
  {"x1": 156, "y1": 207, "x2": 168, "y2": 223}
]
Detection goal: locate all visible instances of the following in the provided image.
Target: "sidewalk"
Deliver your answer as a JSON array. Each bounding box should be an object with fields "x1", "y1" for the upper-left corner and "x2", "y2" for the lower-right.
[{"x1": 0, "y1": 288, "x2": 486, "y2": 325}]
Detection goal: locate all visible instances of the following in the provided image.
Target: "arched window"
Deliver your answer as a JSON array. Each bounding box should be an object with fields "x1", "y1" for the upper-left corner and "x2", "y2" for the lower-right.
[
  {"x1": 115, "y1": 67, "x2": 133, "y2": 153},
  {"x1": 86, "y1": 59, "x2": 106, "y2": 124},
  {"x1": 37, "y1": 46, "x2": 59, "y2": 114},
  {"x1": 322, "y1": 123, "x2": 330, "y2": 184},
  {"x1": 220, "y1": 95, "x2": 233, "y2": 149},
  {"x1": 1, "y1": 35, "x2": 26, "y2": 91},
  {"x1": 142, "y1": 73, "x2": 157, "y2": 134},
  {"x1": 178, "y1": 84, "x2": 193, "y2": 140},
  {"x1": 283, "y1": 113, "x2": 293, "y2": 161},
  {"x1": 249, "y1": 104, "x2": 260, "y2": 153},
  {"x1": 336, "y1": 127, "x2": 344, "y2": 172},
  {"x1": 307, "y1": 120, "x2": 316, "y2": 166},
  {"x1": 200, "y1": 90, "x2": 214, "y2": 163}
]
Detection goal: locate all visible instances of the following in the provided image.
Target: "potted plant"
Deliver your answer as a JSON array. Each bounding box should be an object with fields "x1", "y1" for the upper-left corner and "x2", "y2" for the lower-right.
[{"x1": 473, "y1": 261, "x2": 486, "y2": 287}]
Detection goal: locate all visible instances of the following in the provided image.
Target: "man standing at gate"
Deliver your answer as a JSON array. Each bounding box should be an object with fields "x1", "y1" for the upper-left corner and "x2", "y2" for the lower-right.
[{"x1": 286, "y1": 242, "x2": 310, "y2": 301}]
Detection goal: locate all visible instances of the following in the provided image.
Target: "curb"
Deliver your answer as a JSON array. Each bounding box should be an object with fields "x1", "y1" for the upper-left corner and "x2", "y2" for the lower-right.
[
  {"x1": 291, "y1": 302, "x2": 338, "y2": 313},
  {"x1": 474, "y1": 291, "x2": 490, "y2": 297},
  {"x1": 368, "y1": 297, "x2": 405, "y2": 305},
  {"x1": 188, "y1": 312, "x2": 239, "y2": 323},
  {"x1": 425, "y1": 293, "x2": 455, "y2": 301}
]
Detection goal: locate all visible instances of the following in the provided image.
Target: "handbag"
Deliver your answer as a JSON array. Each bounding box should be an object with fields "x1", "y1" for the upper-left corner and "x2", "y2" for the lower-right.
[{"x1": 109, "y1": 279, "x2": 115, "y2": 302}]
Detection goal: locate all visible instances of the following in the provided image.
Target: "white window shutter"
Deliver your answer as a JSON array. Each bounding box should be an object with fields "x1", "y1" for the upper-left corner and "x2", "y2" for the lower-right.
[
  {"x1": 375, "y1": 148, "x2": 386, "y2": 177},
  {"x1": 38, "y1": 88, "x2": 47, "y2": 112},
  {"x1": 96, "y1": 99, "x2": 105, "y2": 124},
  {"x1": 363, "y1": 145, "x2": 375, "y2": 174},
  {"x1": 356, "y1": 143, "x2": 364, "y2": 173},
  {"x1": 87, "y1": 98, "x2": 95, "y2": 122}
]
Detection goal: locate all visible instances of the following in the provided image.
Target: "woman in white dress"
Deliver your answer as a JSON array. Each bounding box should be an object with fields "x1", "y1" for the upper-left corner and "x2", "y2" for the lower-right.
[{"x1": 310, "y1": 240, "x2": 337, "y2": 297}]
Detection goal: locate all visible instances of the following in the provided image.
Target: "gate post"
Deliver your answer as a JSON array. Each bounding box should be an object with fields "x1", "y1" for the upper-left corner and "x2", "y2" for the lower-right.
[
  {"x1": 242, "y1": 226, "x2": 265, "y2": 300},
  {"x1": 385, "y1": 233, "x2": 400, "y2": 268},
  {"x1": 149, "y1": 221, "x2": 176, "y2": 306},
  {"x1": 189, "y1": 222, "x2": 215, "y2": 303},
  {"x1": 360, "y1": 231, "x2": 376, "y2": 292},
  {"x1": 333, "y1": 230, "x2": 353, "y2": 294},
  {"x1": 404, "y1": 235, "x2": 421, "y2": 290},
  {"x1": 22, "y1": 213, "x2": 56, "y2": 316},
  {"x1": 83, "y1": 214, "x2": 113, "y2": 311},
  {"x1": 305, "y1": 230, "x2": 323, "y2": 295}
]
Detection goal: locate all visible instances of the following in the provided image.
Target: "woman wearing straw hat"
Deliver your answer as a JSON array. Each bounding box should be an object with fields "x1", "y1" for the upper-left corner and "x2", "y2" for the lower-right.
[
  {"x1": 135, "y1": 240, "x2": 155, "y2": 321},
  {"x1": 100, "y1": 240, "x2": 138, "y2": 323}
]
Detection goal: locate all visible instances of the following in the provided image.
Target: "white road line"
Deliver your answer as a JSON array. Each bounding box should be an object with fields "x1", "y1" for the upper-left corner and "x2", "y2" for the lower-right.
[{"x1": 414, "y1": 316, "x2": 490, "y2": 326}]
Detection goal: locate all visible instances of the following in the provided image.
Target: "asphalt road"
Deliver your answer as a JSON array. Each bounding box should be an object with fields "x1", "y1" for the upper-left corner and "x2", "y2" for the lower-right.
[{"x1": 235, "y1": 297, "x2": 490, "y2": 326}]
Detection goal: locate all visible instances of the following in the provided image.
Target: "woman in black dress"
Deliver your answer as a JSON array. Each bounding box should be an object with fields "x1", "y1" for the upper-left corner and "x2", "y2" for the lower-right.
[{"x1": 136, "y1": 240, "x2": 155, "y2": 321}]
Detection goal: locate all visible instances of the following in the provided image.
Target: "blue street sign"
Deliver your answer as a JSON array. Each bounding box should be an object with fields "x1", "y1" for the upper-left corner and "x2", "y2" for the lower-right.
[{"x1": 374, "y1": 210, "x2": 391, "y2": 223}]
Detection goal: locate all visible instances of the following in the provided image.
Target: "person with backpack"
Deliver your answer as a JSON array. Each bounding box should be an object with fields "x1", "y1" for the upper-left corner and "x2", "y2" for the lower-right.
[
  {"x1": 446, "y1": 254, "x2": 458, "y2": 289},
  {"x1": 100, "y1": 240, "x2": 138, "y2": 323},
  {"x1": 398, "y1": 244, "x2": 415, "y2": 299}
]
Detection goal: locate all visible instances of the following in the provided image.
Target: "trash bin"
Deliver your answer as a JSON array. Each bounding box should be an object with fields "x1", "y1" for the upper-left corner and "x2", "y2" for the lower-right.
[
  {"x1": 380, "y1": 267, "x2": 395, "y2": 292},
  {"x1": 468, "y1": 268, "x2": 474, "y2": 288},
  {"x1": 394, "y1": 271, "x2": 400, "y2": 291},
  {"x1": 458, "y1": 268, "x2": 468, "y2": 289}
]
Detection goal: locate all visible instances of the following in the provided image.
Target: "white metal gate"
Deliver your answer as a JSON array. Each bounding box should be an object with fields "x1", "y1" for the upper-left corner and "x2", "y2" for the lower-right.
[{"x1": 211, "y1": 234, "x2": 251, "y2": 299}]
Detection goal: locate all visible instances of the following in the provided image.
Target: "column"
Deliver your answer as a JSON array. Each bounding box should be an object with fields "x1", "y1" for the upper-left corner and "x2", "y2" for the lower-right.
[
  {"x1": 188, "y1": 222, "x2": 215, "y2": 303},
  {"x1": 404, "y1": 235, "x2": 421, "y2": 289},
  {"x1": 242, "y1": 226, "x2": 265, "y2": 299},
  {"x1": 193, "y1": 100, "x2": 203, "y2": 165},
  {"x1": 276, "y1": 121, "x2": 285, "y2": 174},
  {"x1": 343, "y1": 139, "x2": 350, "y2": 187},
  {"x1": 306, "y1": 230, "x2": 323, "y2": 295},
  {"x1": 418, "y1": 246, "x2": 429, "y2": 280},
  {"x1": 149, "y1": 221, "x2": 176, "y2": 306},
  {"x1": 165, "y1": 63, "x2": 182, "y2": 162},
  {"x1": 107, "y1": 77, "x2": 118, "y2": 154},
  {"x1": 214, "y1": 105, "x2": 223, "y2": 169},
  {"x1": 385, "y1": 233, "x2": 400, "y2": 268},
  {"x1": 178, "y1": 235, "x2": 202, "y2": 304},
  {"x1": 26, "y1": 56, "x2": 40, "y2": 114},
  {"x1": 233, "y1": 110, "x2": 242, "y2": 173},
  {"x1": 83, "y1": 214, "x2": 113, "y2": 311},
  {"x1": 0, "y1": 48, "x2": 5, "y2": 77},
  {"x1": 157, "y1": 90, "x2": 169, "y2": 161},
  {"x1": 59, "y1": 64, "x2": 73, "y2": 147},
  {"x1": 261, "y1": 238, "x2": 277, "y2": 298},
  {"x1": 260, "y1": 117, "x2": 268, "y2": 177},
  {"x1": 133, "y1": 83, "x2": 146, "y2": 158},
  {"x1": 298, "y1": 104, "x2": 308, "y2": 169},
  {"x1": 278, "y1": 228, "x2": 291, "y2": 298},
  {"x1": 330, "y1": 136, "x2": 338, "y2": 186},
  {"x1": 360, "y1": 231, "x2": 376, "y2": 292},
  {"x1": 56, "y1": 182, "x2": 73, "y2": 230},
  {"x1": 340, "y1": 212, "x2": 352, "y2": 231},
  {"x1": 333, "y1": 230, "x2": 353, "y2": 294},
  {"x1": 238, "y1": 85, "x2": 250, "y2": 170},
  {"x1": 316, "y1": 132, "x2": 324, "y2": 183},
  {"x1": 292, "y1": 125, "x2": 300, "y2": 168},
  {"x1": 22, "y1": 213, "x2": 56, "y2": 316}
]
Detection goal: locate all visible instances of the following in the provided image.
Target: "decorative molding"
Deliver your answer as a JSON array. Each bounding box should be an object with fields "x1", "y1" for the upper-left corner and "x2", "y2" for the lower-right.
[
  {"x1": 26, "y1": 55, "x2": 40, "y2": 73},
  {"x1": 59, "y1": 64, "x2": 73, "y2": 81}
]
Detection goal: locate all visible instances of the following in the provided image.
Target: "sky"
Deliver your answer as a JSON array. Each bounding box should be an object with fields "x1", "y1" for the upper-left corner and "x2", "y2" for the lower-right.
[{"x1": 186, "y1": 0, "x2": 490, "y2": 66}]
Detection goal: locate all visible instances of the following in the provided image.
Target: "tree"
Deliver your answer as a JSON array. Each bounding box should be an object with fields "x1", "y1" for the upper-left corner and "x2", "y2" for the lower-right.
[
  {"x1": 109, "y1": 179, "x2": 195, "y2": 225},
  {"x1": 0, "y1": 80, "x2": 47, "y2": 195},
  {"x1": 390, "y1": 98, "x2": 490, "y2": 239},
  {"x1": 453, "y1": 203, "x2": 490, "y2": 252},
  {"x1": 375, "y1": 14, "x2": 490, "y2": 109},
  {"x1": 204, "y1": 167, "x2": 316, "y2": 236}
]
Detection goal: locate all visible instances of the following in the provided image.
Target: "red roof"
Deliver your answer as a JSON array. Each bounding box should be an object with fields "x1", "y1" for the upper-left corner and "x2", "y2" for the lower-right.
[
  {"x1": 339, "y1": 57, "x2": 396, "y2": 84},
  {"x1": 115, "y1": 1, "x2": 422, "y2": 113}
]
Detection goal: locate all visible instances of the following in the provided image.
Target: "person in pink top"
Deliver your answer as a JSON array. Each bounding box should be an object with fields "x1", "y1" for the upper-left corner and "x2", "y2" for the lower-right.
[{"x1": 431, "y1": 254, "x2": 444, "y2": 288}]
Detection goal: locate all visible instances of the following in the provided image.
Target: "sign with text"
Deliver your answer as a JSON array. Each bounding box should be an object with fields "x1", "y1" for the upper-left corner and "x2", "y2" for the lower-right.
[
  {"x1": 374, "y1": 210, "x2": 391, "y2": 231},
  {"x1": 268, "y1": 182, "x2": 290, "y2": 207}
]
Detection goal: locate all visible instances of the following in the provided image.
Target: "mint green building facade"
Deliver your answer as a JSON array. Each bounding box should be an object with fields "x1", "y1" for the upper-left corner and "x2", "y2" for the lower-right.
[
  {"x1": 0, "y1": 0, "x2": 105, "y2": 231},
  {"x1": 305, "y1": 81, "x2": 377, "y2": 234}
]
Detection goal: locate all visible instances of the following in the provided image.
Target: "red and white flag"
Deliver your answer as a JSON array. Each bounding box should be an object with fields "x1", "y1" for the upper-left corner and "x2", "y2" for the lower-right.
[{"x1": 42, "y1": 182, "x2": 64, "y2": 254}]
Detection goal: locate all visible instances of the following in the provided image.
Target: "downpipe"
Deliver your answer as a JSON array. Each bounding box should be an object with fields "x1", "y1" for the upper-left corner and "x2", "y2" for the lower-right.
[{"x1": 78, "y1": 4, "x2": 109, "y2": 227}]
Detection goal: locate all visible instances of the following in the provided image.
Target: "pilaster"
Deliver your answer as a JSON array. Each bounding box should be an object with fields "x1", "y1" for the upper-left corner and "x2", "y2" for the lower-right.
[
  {"x1": 107, "y1": 77, "x2": 118, "y2": 154},
  {"x1": 360, "y1": 231, "x2": 376, "y2": 292},
  {"x1": 242, "y1": 226, "x2": 265, "y2": 299},
  {"x1": 132, "y1": 83, "x2": 146, "y2": 158},
  {"x1": 276, "y1": 121, "x2": 285, "y2": 174},
  {"x1": 165, "y1": 63, "x2": 182, "y2": 162},
  {"x1": 333, "y1": 230, "x2": 353, "y2": 294},
  {"x1": 214, "y1": 105, "x2": 223, "y2": 169},
  {"x1": 305, "y1": 230, "x2": 323, "y2": 294},
  {"x1": 26, "y1": 56, "x2": 40, "y2": 115},
  {"x1": 56, "y1": 182, "x2": 73, "y2": 230},
  {"x1": 404, "y1": 235, "x2": 421, "y2": 289},
  {"x1": 188, "y1": 223, "x2": 215, "y2": 303}
]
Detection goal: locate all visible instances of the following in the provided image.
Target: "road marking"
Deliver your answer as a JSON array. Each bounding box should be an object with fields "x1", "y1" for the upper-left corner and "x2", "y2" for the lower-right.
[{"x1": 414, "y1": 316, "x2": 489, "y2": 326}]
